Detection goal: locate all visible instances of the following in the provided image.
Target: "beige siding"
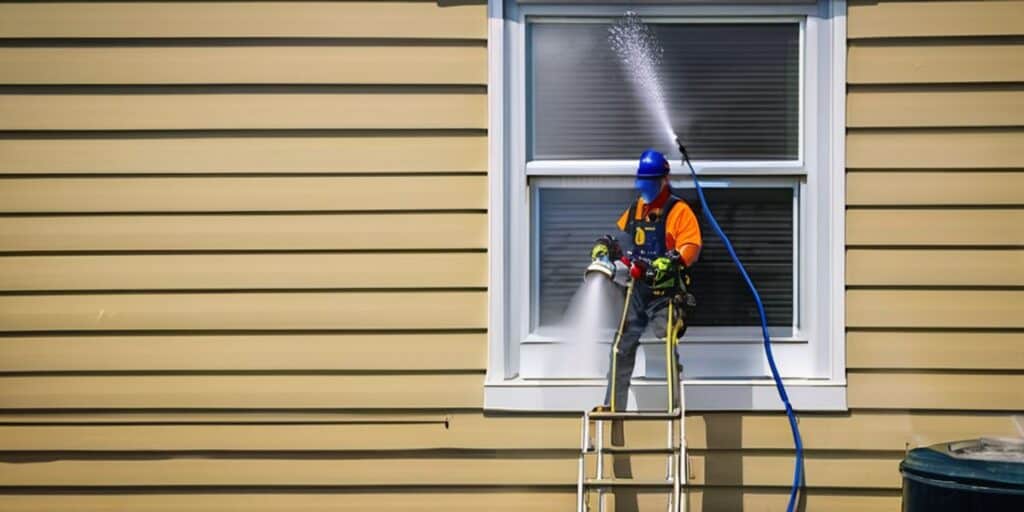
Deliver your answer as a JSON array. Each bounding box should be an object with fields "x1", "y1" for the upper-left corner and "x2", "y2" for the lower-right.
[
  {"x1": 0, "y1": 213, "x2": 488, "y2": 251},
  {"x1": 839, "y1": 1, "x2": 1024, "y2": 508},
  {"x1": 847, "y1": 209, "x2": 1024, "y2": 246},
  {"x1": 2, "y1": 1, "x2": 1023, "y2": 511},
  {"x1": 847, "y1": 87, "x2": 1024, "y2": 128},
  {"x1": 848, "y1": 332, "x2": 1024, "y2": 370},
  {"x1": 0, "y1": 175, "x2": 487, "y2": 212},
  {"x1": 0, "y1": 411, "x2": 1019, "y2": 452},
  {"x1": 0, "y1": 493, "x2": 579, "y2": 512},
  {"x1": 849, "y1": 42, "x2": 1024, "y2": 84},
  {"x1": 0, "y1": 333, "x2": 488, "y2": 372},
  {"x1": 847, "y1": 249, "x2": 1024, "y2": 285},
  {"x1": 0, "y1": 292, "x2": 487, "y2": 331},
  {"x1": 849, "y1": 373, "x2": 1024, "y2": 410},
  {"x1": 0, "y1": 1, "x2": 497, "y2": 509},
  {"x1": 0, "y1": 374, "x2": 484, "y2": 410},
  {"x1": 847, "y1": 172, "x2": 1024, "y2": 205},
  {"x1": 0, "y1": 134, "x2": 487, "y2": 174},
  {"x1": 847, "y1": 130, "x2": 1024, "y2": 169},
  {"x1": 0, "y1": 46, "x2": 487, "y2": 85},
  {"x1": 0, "y1": 491, "x2": 902, "y2": 512},
  {"x1": 0, "y1": 2, "x2": 487, "y2": 39},
  {"x1": 0, "y1": 90, "x2": 487, "y2": 130},
  {"x1": 0, "y1": 253, "x2": 488, "y2": 290},
  {"x1": 848, "y1": 0, "x2": 1024, "y2": 38},
  {"x1": 847, "y1": 290, "x2": 1024, "y2": 328}
]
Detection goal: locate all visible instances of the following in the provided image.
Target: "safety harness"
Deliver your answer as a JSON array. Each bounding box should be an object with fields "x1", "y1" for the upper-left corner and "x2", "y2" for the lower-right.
[
  {"x1": 624, "y1": 194, "x2": 696, "y2": 304},
  {"x1": 624, "y1": 194, "x2": 681, "y2": 260}
]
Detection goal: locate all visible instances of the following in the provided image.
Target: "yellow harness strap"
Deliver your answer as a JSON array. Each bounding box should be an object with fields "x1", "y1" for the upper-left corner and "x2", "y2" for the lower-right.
[{"x1": 609, "y1": 279, "x2": 635, "y2": 412}]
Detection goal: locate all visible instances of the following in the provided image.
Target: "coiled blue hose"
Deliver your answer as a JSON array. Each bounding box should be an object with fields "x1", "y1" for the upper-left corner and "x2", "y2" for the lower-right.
[{"x1": 678, "y1": 141, "x2": 804, "y2": 511}]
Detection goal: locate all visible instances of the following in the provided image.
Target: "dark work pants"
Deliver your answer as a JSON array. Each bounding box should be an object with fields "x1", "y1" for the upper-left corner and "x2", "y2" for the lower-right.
[{"x1": 603, "y1": 280, "x2": 683, "y2": 412}]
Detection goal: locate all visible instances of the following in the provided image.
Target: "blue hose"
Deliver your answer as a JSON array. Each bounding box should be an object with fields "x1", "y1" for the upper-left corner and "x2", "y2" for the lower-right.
[{"x1": 678, "y1": 141, "x2": 804, "y2": 511}]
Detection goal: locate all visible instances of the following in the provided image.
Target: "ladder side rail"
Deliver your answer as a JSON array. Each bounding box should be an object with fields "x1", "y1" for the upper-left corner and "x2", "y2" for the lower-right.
[
  {"x1": 577, "y1": 411, "x2": 589, "y2": 512},
  {"x1": 666, "y1": 417, "x2": 674, "y2": 512},
  {"x1": 676, "y1": 376, "x2": 686, "y2": 511},
  {"x1": 596, "y1": 419, "x2": 605, "y2": 512}
]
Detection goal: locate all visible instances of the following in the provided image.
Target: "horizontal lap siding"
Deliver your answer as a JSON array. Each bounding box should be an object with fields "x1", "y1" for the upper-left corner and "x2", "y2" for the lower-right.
[
  {"x1": 0, "y1": 292, "x2": 488, "y2": 331},
  {"x1": 0, "y1": 213, "x2": 488, "y2": 251},
  {"x1": 0, "y1": 375, "x2": 484, "y2": 410},
  {"x1": 0, "y1": 46, "x2": 487, "y2": 85},
  {"x1": 0, "y1": 2, "x2": 487, "y2": 39},
  {"x1": 0, "y1": 493, "x2": 580, "y2": 512},
  {"x1": 842, "y1": 3, "x2": 1024, "y2": 509},
  {"x1": 0, "y1": 491, "x2": 902, "y2": 512},
  {"x1": 848, "y1": 42, "x2": 1024, "y2": 85},
  {"x1": 0, "y1": 90, "x2": 487, "y2": 131},
  {"x1": 847, "y1": 87, "x2": 1024, "y2": 128},
  {"x1": 0, "y1": 175, "x2": 487, "y2": 212},
  {"x1": 0, "y1": 411, "x2": 1019, "y2": 452},
  {"x1": 4, "y1": 2, "x2": 1023, "y2": 512},
  {"x1": 0, "y1": 253, "x2": 489, "y2": 290},
  {"x1": 0, "y1": 2, "x2": 501, "y2": 511},
  {"x1": 0, "y1": 333, "x2": 488, "y2": 372},
  {"x1": 0, "y1": 135, "x2": 488, "y2": 174},
  {"x1": 847, "y1": 0, "x2": 1024, "y2": 38},
  {"x1": 847, "y1": 130, "x2": 1024, "y2": 169},
  {"x1": 0, "y1": 452, "x2": 904, "y2": 488}
]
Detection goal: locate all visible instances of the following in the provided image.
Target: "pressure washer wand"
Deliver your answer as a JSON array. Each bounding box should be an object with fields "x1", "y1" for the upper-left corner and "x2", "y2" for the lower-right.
[{"x1": 675, "y1": 136, "x2": 805, "y2": 512}]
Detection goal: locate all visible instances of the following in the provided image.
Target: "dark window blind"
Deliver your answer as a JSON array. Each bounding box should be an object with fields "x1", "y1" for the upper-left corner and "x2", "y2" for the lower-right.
[
  {"x1": 536, "y1": 187, "x2": 793, "y2": 328},
  {"x1": 530, "y1": 22, "x2": 800, "y2": 161}
]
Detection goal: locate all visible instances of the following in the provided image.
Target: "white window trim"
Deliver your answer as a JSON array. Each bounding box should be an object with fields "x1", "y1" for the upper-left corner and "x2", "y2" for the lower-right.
[{"x1": 486, "y1": 0, "x2": 846, "y2": 412}]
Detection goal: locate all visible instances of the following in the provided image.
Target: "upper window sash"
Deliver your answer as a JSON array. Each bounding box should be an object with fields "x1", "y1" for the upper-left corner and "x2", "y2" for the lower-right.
[{"x1": 513, "y1": 8, "x2": 828, "y2": 176}]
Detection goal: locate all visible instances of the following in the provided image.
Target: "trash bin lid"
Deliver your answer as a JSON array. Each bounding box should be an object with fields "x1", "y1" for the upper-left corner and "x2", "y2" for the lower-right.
[{"x1": 901, "y1": 438, "x2": 1024, "y2": 491}]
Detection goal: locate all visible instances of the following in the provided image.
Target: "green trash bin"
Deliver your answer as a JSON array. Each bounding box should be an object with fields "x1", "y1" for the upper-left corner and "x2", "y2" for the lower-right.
[{"x1": 901, "y1": 438, "x2": 1024, "y2": 511}]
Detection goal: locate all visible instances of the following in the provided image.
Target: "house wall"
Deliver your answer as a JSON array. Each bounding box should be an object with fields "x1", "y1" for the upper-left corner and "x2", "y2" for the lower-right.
[{"x1": 0, "y1": 1, "x2": 1021, "y2": 511}]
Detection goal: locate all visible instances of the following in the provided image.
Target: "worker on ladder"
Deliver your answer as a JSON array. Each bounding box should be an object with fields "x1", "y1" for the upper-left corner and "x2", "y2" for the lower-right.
[{"x1": 591, "y1": 149, "x2": 702, "y2": 413}]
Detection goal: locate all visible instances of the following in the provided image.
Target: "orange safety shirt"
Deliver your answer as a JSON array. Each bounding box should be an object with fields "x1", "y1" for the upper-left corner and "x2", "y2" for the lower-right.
[{"x1": 616, "y1": 189, "x2": 703, "y2": 267}]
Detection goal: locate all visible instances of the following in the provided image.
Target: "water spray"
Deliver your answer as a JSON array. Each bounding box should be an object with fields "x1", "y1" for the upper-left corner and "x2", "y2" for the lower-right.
[
  {"x1": 609, "y1": 13, "x2": 675, "y2": 146},
  {"x1": 609, "y1": 12, "x2": 806, "y2": 511}
]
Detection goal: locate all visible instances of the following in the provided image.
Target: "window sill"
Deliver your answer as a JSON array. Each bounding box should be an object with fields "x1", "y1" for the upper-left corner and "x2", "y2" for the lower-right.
[{"x1": 484, "y1": 377, "x2": 847, "y2": 412}]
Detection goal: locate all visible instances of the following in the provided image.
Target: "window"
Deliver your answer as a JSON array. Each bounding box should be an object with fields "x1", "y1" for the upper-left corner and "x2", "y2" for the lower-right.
[
  {"x1": 531, "y1": 22, "x2": 799, "y2": 161},
  {"x1": 487, "y1": 1, "x2": 846, "y2": 411}
]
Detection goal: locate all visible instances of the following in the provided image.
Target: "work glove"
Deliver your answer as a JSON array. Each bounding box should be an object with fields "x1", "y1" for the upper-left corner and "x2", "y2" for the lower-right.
[
  {"x1": 648, "y1": 256, "x2": 678, "y2": 290},
  {"x1": 591, "y1": 235, "x2": 622, "y2": 261},
  {"x1": 665, "y1": 249, "x2": 697, "y2": 309}
]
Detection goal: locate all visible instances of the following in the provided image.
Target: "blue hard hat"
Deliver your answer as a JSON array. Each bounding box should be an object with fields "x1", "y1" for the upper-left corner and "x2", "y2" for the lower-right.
[{"x1": 636, "y1": 149, "x2": 670, "y2": 179}]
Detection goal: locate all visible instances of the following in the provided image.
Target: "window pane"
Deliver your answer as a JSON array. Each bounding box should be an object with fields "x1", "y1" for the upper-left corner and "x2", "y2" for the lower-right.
[
  {"x1": 536, "y1": 188, "x2": 635, "y2": 328},
  {"x1": 536, "y1": 187, "x2": 793, "y2": 330},
  {"x1": 530, "y1": 22, "x2": 800, "y2": 160}
]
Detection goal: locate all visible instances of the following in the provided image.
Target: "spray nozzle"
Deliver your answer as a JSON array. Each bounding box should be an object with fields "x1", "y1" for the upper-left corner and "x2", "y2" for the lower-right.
[
  {"x1": 585, "y1": 256, "x2": 630, "y2": 287},
  {"x1": 674, "y1": 136, "x2": 690, "y2": 163},
  {"x1": 585, "y1": 257, "x2": 616, "y2": 281}
]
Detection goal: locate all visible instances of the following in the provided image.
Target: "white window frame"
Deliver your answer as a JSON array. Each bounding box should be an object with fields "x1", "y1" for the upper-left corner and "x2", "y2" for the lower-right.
[{"x1": 486, "y1": 0, "x2": 846, "y2": 411}]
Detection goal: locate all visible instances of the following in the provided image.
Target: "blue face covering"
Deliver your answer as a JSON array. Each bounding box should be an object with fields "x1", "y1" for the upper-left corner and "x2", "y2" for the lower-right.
[{"x1": 635, "y1": 178, "x2": 662, "y2": 203}]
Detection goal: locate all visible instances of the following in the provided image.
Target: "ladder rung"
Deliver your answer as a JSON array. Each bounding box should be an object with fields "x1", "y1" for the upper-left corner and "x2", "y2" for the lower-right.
[
  {"x1": 597, "y1": 446, "x2": 677, "y2": 454},
  {"x1": 589, "y1": 409, "x2": 681, "y2": 421},
  {"x1": 584, "y1": 478, "x2": 674, "y2": 488}
]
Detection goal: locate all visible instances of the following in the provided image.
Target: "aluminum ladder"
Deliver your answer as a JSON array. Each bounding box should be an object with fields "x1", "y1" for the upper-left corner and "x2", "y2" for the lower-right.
[{"x1": 576, "y1": 402, "x2": 687, "y2": 512}]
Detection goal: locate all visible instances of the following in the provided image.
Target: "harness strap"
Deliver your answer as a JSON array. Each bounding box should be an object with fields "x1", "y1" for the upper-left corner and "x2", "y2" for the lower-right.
[{"x1": 625, "y1": 200, "x2": 639, "y2": 235}]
